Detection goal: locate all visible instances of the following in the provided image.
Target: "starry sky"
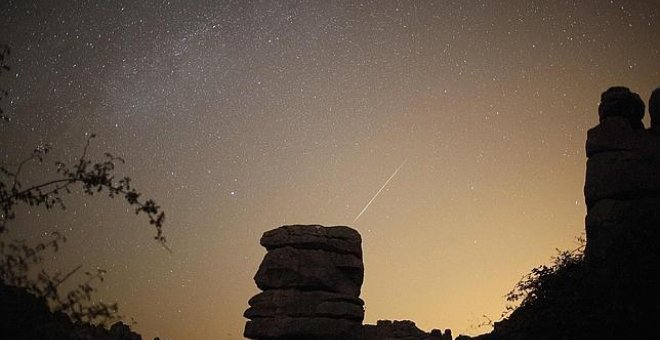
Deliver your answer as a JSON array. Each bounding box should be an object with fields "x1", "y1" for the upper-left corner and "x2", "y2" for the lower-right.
[{"x1": 1, "y1": 0, "x2": 658, "y2": 339}]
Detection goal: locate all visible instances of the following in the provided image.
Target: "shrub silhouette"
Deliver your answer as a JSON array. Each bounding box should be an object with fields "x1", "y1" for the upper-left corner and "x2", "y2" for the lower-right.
[
  {"x1": 486, "y1": 235, "x2": 657, "y2": 339},
  {"x1": 1, "y1": 45, "x2": 166, "y2": 338}
]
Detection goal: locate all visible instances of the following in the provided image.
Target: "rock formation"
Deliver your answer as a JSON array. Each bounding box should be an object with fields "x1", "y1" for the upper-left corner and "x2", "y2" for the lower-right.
[
  {"x1": 244, "y1": 225, "x2": 457, "y2": 339},
  {"x1": 362, "y1": 320, "x2": 452, "y2": 340},
  {"x1": 244, "y1": 225, "x2": 365, "y2": 339},
  {"x1": 579, "y1": 87, "x2": 660, "y2": 338},
  {"x1": 584, "y1": 87, "x2": 660, "y2": 279}
]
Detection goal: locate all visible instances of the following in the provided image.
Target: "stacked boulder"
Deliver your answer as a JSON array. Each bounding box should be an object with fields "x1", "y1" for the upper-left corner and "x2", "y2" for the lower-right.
[
  {"x1": 244, "y1": 225, "x2": 365, "y2": 339},
  {"x1": 584, "y1": 87, "x2": 660, "y2": 272},
  {"x1": 583, "y1": 86, "x2": 660, "y2": 334}
]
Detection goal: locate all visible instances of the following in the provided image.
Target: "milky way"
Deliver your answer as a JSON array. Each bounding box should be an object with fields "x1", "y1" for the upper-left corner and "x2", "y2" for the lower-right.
[{"x1": 1, "y1": 1, "x2": 658, "y2": 338}]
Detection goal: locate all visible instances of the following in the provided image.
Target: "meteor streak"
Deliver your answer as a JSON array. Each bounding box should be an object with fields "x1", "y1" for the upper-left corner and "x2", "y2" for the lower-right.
[{"x1": 352, "y1": 159, "x2": 407, "y2": 224}]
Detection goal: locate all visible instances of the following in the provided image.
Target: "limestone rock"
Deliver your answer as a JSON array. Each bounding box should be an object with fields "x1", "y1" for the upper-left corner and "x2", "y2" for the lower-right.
[
  {"x1": 585, "y1": 197, "x2": 660, "y2": 271},
  {"x1": 584, "y1": 148, "x2": 660, "y2": 207},
  {"x1": 255, "y1": 246, "x2": 363, "y2": 296},
  {"x1": 585, "y1": 86, "x2": 660, "y2": 281},
  {"x1": 244, "y1": 289, "x2": 364, "y2": 321},
  {"x1": 261, "y1": 224, "x2": 363, "y2": 258},
  {"x1": 584, "y1": 88, "x2": 660, "y2": 208},
  {"x1": 579, "y1": 87, "x2": 660, "y2": 339},
  {"x1": 585, "y1": 117, "x2": 650, "y2": 157},
  {"x1": 245, "y1": 316, "x2": 362, "y2": 340},
  {"x1": 597, "y1": 86, "x2": 645, "y2": 129},
  {"x1": 361, "y1": 320, "x2": 451, "y2": 340},
  {"x1": 244, "y1": 225, "x2": 456, "y2": 340},
  {"x1": 245, "y1": 225, "x2": 365, "y2": 340}
]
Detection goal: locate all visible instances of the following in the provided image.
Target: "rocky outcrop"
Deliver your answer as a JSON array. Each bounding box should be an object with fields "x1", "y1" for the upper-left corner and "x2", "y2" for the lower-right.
[
  {"x1": 584, "y1": 87, "x2": 660, "y2": 276},
  {"x1": 579, "y1": 87, "x2": 660, "y2": 339},
  {"x1": 362, "y1": 320, "x2": 452, "y2": 340},
  {"x1": 244, "y1": 225, "x2": 457, "y2": 339},
  {"x1": 244, "y1": 225, "x2": 365, "y2": 340}
]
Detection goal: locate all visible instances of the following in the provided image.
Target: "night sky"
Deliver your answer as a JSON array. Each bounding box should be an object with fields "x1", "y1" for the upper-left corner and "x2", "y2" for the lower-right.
[{"x1": 1, "y1": 0, "x2": 658, "y2": 339}]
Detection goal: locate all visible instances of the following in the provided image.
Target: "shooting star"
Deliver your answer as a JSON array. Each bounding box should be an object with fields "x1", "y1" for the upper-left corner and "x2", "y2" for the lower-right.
[{"x1": 352, "y1": 159, "x2": 408, "y2": 224}]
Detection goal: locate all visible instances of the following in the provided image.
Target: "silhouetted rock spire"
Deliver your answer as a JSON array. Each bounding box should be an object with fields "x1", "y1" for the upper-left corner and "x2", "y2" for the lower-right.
[
  {"x1": 244, "y1": 225, "x2": 365, "y2": 340},
  {"x1": 580, "y1": 86, "x2": 660, "y2": 337},
  {"x1": 585, "y1": 87, "x2": 660, "y2": 272}
]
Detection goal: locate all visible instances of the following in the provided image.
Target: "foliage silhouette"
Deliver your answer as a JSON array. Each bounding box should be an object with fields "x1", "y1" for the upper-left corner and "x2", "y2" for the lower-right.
[
  {"x1": 0, "y1": 44, "x2": 167, "y2": 335},
  {"x1": 0, "y1": 232, "x2": 119, "y2": 325},
  {"x1": 0, "y1": 135, "x2": 167, "y2": 246},
  {"x1": 504, "y1": 237, "x2": 585, "y2": 318},
  {"x1": 481, "y1": 233, "x2": 657, "y2": 340}
]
